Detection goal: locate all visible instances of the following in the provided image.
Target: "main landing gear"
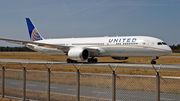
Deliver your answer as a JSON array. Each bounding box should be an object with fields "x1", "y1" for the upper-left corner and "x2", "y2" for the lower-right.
[
  {"x1": 151, "y1": 56, "x2": 159, "y2": 64},
  {"x1": 66, "y1": 57, "x2": 98, "y2": 63},
  {"x1": 88, "y1": 57, "x2": 98, "y2": 63},
  {"x1": 67, "y1": 58, "x2": 77, "y2": 63}
]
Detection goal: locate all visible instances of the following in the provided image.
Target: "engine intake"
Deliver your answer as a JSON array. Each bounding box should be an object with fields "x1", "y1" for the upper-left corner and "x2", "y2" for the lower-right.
[{"x1": 68, "y1": 48, "x2": 89, "y2": 61}]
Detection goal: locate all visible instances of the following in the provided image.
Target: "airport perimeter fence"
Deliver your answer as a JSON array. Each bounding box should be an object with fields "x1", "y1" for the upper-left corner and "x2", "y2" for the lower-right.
[{"x1": 0, "y1": 63, "x2": 180, "y2": 101}]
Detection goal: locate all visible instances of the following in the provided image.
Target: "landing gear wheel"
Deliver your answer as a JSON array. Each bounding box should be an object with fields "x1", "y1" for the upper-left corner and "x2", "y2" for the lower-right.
[
  {"x1": 94, "y1": 58, "x2": 98, "y2": 63},
  {"x1": 67, "y1": 59, "x2": 71, "y2": 63},
  {"x1": 151, "y1": 60, "x2": 156, "y2": 64},
  {"x1": 67, "y1": 59, "x2": 77, "y2": 63},
  {"x1": 88, "y1": 58, "x2": 98, "y2": 63},
  {"x1": 88, "y1": 58, "x2": 91, "y2": 63}
]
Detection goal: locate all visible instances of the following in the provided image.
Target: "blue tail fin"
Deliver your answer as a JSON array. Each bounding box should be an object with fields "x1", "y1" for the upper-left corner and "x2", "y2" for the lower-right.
[{"x1": 26, "y1": 18, "x2": 44, "y2": 41}]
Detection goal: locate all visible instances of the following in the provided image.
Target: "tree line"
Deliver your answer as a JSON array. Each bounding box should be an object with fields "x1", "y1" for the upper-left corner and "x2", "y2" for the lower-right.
[
  {"x1": 170, "y1": 44, "x2": 180, "y2": 53},
  {"x1": 0, "y1": 44, "x2": 180, "y2": 53},
  {"x1": 0, "y1": 46, "x2": 34, "y2": 52}
]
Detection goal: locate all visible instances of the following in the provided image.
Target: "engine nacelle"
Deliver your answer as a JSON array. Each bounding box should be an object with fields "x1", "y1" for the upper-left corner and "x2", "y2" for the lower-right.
[
  {"x1": 111, "y1": 57, "x2": 129, "y2": 60},
  {"x1": 68, "y1": 48, "x2": 89, "y2": 61}
]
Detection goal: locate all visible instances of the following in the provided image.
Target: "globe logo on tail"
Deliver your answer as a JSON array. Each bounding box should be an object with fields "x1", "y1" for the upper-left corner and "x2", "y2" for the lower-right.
[{"x1": 31, "y1": 28, "x2": 42, "y2": 41}]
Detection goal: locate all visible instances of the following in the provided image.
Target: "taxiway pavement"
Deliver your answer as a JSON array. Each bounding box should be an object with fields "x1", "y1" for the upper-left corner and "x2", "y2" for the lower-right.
[{"x1": 0, "y1": 59, "x2": 180, "y2": 70}]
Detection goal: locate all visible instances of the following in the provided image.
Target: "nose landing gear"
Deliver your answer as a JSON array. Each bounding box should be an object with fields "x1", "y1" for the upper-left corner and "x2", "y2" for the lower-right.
[
  {"x1": 151, "y1": 57, "x2": 159, "y2": 64},
  {"x1": 151, "y1": 60, "x2": 156, "y2": 64}
]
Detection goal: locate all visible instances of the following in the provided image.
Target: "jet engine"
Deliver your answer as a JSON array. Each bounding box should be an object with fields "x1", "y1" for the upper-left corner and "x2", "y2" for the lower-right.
[
  {"x1": 111, "y1": 57, "x2": 129, "y2": 60},
  {"x1": 68, "y1": 48, "x2": 89, "y2": 61}
]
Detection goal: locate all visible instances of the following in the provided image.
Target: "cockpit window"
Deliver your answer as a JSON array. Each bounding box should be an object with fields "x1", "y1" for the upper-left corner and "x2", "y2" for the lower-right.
[
  {"x1": 162, "y1": 42, "x2": 167, "y2": 45},
  {"x1": 157, "y1": 42, "x2": 167, "y2": 45},
  {"x1": 157, "y1": 42, "x2": 162, "y2": 45}
]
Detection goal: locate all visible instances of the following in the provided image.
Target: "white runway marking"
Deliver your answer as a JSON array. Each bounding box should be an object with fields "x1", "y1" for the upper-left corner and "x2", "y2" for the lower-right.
[
  {"x1": 67, "y1": 88, "x2": 76, "y2": 91},
  {"x1": 46, "y1": 86, "x2": 57, "y2": 89},
  {"x1": 92, "y1": 91, "x2": 107, "y2": 94},
  {"x1": 27, "y1": 84, "x2": 37, "y2": 87},
  {"x1": 11, "y1": 82, "x2": 19, "y2": 85},
  {"x1": 160, "y1": 98, "x2": 175, "y2": 101}
]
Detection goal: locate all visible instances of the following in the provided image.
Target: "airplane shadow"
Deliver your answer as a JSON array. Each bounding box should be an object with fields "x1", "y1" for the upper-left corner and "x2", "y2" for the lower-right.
[{"x1": 78, "y1": 61, "x2": 129, "y2": 64}]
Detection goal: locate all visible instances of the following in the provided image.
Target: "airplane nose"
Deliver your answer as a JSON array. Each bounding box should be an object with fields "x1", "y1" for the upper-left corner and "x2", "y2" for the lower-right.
[{"x1": 166, "y1": 46, "x2": 172, "y2": 54}]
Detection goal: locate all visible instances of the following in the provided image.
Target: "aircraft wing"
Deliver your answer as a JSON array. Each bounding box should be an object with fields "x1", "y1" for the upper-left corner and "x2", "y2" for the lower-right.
[
  {"x1": 0, "y1": 38, "x2": 69, "y2": 49},
  {"x1": 0, "y1": 38, "x2": 100, "y2": 53}
]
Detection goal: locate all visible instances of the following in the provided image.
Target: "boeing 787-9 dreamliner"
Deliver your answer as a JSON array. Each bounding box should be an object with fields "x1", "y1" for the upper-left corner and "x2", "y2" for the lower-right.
[{"x1": 0, "y1": 18, "x2": 172, "y2": 64}]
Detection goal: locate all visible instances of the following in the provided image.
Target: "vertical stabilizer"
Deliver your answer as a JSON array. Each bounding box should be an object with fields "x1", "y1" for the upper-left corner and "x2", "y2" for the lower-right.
[{"x1": 26, "y1": 18, "x2": 44, "y2": 41}]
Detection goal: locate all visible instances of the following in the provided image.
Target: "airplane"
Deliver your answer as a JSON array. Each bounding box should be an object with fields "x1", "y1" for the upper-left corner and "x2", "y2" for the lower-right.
[{"x1": 0, "y1": 18, "x2": 172, "y2": 64}]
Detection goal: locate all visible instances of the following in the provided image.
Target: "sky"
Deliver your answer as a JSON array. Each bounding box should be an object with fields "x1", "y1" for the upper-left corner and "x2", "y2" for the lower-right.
[{"x1": 0, "y1": 0, "x2": 180, "y2": 46}]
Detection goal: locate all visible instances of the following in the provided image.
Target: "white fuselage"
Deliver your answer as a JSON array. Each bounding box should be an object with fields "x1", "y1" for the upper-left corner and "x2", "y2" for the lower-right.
[{"x1": 28, "y1": 36, "x2": 172, "y2": 58}]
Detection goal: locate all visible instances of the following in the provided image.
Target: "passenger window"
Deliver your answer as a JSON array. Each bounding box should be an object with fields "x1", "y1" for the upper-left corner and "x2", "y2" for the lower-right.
[{"x1": 157, "y1": 42, "x2": 162, "y2": 45}]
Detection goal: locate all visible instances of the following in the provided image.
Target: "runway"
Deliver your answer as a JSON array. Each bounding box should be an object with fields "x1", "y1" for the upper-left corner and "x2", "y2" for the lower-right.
[
  {"x1": 0, "y1": 58, "x2": 180, "y2": 70},
  {"x1": 1, "y1": 78, "x2": 179, "y2": 101}
]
